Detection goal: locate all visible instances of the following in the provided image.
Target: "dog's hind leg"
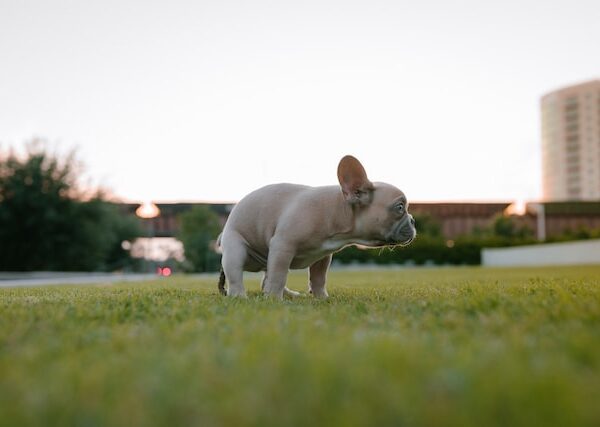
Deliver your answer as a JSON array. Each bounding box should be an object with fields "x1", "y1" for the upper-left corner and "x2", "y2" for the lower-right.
[
  {"x1": 308, "y1": 255, "x2": 332, "y2": 298},
  {"x1": 221, "y1": 233, "x2": 247, "y2": 297}
]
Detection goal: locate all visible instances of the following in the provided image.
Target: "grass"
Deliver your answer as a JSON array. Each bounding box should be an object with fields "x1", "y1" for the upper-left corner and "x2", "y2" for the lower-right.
[{"x1": 1, "y1": 266, "x2": 600, "y2": 427}]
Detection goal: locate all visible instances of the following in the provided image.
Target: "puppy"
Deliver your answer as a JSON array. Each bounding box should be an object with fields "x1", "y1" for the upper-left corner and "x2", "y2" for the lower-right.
[{"x1": 217, "y1": 155, "x2": 416, "y2": 299}]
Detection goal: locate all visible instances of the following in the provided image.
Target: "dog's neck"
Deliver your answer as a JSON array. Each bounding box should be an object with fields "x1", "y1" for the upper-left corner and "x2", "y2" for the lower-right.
[{"x1": 326, "y1": 187, "x2": 359, "y2": 238}]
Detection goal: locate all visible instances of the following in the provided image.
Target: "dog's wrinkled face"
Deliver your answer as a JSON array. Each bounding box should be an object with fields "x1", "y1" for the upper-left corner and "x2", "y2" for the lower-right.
[
  {"x1": 337, "y1": 155, "x2": 416, "y2": 248},
  {"x1": 353, "y1": 183, "x2": 416, "y2": 247}
]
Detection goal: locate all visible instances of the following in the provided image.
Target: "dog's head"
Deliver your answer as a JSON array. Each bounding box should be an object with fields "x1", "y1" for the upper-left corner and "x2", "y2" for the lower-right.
[{"x1": 337, "y1": 155, "x2": 416, "y2": 247}]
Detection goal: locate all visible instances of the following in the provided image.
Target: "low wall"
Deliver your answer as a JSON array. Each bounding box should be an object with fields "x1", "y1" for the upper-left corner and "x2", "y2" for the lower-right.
[{"x1": 482, "y1": 239, "x2": 600, "y2": 267}]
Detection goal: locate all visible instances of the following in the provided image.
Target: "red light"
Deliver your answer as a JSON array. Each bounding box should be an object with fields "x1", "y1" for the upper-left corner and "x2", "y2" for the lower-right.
[
  {"x1": 162, "y1": 267, "x2": 172, "y2": 277},
  {"x1": 156, "y1": 267, "x2": 163, "y2": 275}
]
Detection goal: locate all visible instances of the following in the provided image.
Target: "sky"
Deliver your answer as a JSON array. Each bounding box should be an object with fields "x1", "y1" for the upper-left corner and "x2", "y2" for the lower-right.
[{"x1": 1, "y1": 0, "x2": 599, "y2": 204}]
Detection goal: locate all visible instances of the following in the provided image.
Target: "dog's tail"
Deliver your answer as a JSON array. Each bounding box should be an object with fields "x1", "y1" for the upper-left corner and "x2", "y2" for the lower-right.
[
  {"x1": 216, "y1": 232, "x2": 226, "y2": 295},
  {"x1": 218, "y1": 268, "x2": 227, "y2": 296}
]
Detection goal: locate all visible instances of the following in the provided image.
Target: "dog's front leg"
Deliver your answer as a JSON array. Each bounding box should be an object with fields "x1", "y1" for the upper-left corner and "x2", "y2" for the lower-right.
[{"x1": 263, "y1": 240, "x2": 295, "y2": 300}]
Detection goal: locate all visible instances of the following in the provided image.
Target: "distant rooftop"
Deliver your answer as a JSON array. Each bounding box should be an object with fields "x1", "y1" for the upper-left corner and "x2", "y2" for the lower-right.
[
  {"x1": 528, "y1": 201, "x2": 600, "y2": 216},
  {"x1": 541, "y1": 78, "x2": 600, "y2": 101}
]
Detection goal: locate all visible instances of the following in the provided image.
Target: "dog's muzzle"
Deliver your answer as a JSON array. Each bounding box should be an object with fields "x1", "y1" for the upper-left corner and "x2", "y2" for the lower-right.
[{"x1": 387, "y1": 214, "x2": 417, "y2": 246}]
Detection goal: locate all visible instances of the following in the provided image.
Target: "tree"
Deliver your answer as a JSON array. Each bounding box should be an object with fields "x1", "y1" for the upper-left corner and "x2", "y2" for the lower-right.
[
  {"x1": 177, "y1": 206, "x2": 222, "y2": 272},
  {"x1": 0, "y1": 141, "x2": 141, "y2": 271}
]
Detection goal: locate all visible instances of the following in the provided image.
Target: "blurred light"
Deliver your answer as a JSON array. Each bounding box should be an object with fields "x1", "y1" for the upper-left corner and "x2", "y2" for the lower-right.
[
  {"x1": 156, "y1": 266, "x2": 172, "y2": 277},
  {"x1": 136, "y1": 201, "x2": 160, "y2": 219},
  {"x1": 446, "y1": 240, "x2": 455, "y2": 248},
  {"x1": 121, "y1": 240, "x2": 132, "y2": 250},
  {"x1": 505, "y1": 200, "x2": 526, "y2": 216}
]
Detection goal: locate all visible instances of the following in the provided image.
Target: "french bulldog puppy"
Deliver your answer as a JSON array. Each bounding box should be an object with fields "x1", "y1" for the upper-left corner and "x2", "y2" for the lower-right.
[{"x1": 217, "y1": 155, "x2": 416, "y2": 299}]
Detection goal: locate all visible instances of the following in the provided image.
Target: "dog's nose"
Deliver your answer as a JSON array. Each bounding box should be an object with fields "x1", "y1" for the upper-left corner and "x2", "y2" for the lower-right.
[{"x1": 409, "y1": 215, "x2": 415, "y2": 227}]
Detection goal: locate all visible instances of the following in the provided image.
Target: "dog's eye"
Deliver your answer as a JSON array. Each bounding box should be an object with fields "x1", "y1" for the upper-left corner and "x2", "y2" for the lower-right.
[{"x1": 395, "y1": 204, "x2": 404, "y2": 214}]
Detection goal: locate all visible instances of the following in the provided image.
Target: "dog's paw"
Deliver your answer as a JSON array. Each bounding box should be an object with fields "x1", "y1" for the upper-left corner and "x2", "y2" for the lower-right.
[
  {"x1": 283, "y1": 287, "x2": 303, "y2": 298},
  {"x1": 311, "y1": 289, "x2": 329, "y2": 299},
  {"x1": 227, "y1": 289, "x2": 248, "y2": 298}
]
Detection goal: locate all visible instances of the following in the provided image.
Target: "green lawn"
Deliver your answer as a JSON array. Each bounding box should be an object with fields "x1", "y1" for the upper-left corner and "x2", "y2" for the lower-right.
[{"x1": 1, "y1": 266, "x2": 600, "y2": 427}]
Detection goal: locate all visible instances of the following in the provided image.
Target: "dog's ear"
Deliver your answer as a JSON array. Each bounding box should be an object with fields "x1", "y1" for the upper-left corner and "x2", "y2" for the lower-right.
[{"x1": 337, "y1": 155, "x2": 374, "y2": 205}]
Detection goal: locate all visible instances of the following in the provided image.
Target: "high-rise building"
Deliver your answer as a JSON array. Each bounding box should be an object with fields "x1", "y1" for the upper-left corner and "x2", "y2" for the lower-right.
[{"x1": 541, "y1": 79, "x2": 600, "y2": 201}]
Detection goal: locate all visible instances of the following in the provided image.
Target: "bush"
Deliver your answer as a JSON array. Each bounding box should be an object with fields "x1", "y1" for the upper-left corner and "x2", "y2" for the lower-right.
[{"x1": 334, "y1": 238, "x2": 479, "y2": 266}]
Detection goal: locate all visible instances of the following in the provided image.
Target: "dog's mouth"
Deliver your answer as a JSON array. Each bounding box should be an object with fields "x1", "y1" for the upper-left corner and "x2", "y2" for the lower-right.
[
  {"x1": 359, "y1": 233, "x2": 415, "y2": 249},
  {"x1": 385, "y1": 220, "x2": 417, "y2": 247},
  {"x1": 358, "y1": 219, "x2": 417, "y2": 249},
  {"x1": 395, "y1": 235, "x2": 415, "y2": 247},
  {"x1": 384, "y1": 234, "x2": 414, "y2": 248}
]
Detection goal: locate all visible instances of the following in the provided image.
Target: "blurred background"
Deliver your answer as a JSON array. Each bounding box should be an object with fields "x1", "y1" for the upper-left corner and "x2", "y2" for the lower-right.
[{"x1": 1, "y1": 0, "x2": 599, "y2": 276}]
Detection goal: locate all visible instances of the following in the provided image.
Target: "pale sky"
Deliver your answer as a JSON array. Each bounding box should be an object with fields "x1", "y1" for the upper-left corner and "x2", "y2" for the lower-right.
[{"x1": 1, "y1": 0, "x2": 599, "y2": 203}]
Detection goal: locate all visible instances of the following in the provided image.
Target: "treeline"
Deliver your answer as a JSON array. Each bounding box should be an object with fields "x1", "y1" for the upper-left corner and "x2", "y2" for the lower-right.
[
  {"x1": 0, "y1": 142, "x2": 141, "y2": 271},
  {"x1": 0, "y1": 142, "x2": 224, "y2": 273}
]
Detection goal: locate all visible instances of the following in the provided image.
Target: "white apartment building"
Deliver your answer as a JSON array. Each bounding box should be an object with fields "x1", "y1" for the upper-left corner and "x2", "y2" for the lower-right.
[{"x1": 541, "y1": 79, "x2": 600, "y2": 200}]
